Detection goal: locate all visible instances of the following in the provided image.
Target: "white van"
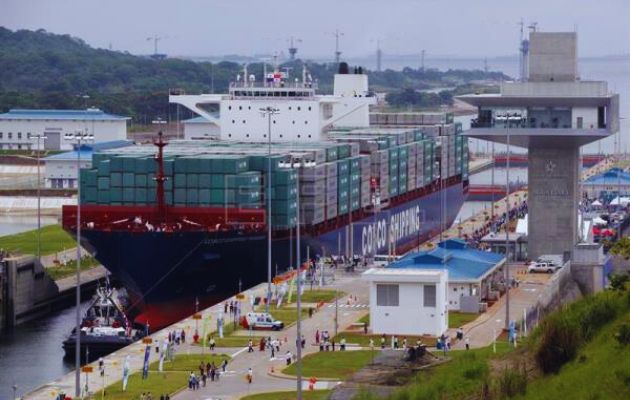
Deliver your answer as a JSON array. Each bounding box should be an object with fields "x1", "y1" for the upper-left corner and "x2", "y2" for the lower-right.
[{"x1": 373, "y1": 254, "x2": 402, "y2": 267}]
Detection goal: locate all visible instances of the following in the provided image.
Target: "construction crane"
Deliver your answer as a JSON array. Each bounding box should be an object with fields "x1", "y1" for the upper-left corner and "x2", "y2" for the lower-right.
[
  {"x1": 288, "y1": 36, "x2": 302, "y2": 61},
  {"x1": 328, "y1": 29, "x2": 344, "y2": 65},
  {"x1": 420, "y1": 49, "x2": 426, "y2": 72},
  {"x1": 518, "y1": 20, "x2": 537, "y2": 81},
  {"x1": 147, "y1": 35, "x2": 167, "y2": 60}
]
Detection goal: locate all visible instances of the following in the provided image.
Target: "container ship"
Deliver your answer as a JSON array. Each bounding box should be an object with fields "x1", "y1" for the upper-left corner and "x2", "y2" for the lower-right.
[{"x1": 62, "y1": 63, "x2": 469, "y2": 329}]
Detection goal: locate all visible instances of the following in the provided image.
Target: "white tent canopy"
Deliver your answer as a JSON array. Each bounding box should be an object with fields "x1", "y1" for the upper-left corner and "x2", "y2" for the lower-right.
[
  {"x1": 591, "y1": 200, "x2": 603, "y2": 207},
  {"x1": 610, "y1": 196, "x2": 630, "y2": 206},
  {"x1": 593, "y1": 216, "x2": 608, "y2": 226}
]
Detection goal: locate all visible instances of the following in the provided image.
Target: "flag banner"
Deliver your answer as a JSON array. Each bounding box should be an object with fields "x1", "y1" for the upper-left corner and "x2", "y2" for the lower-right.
[
  {"x1": 122, "y1": 355, "x2": 130, "y2": 391},
  {"x1": 142, "y1": 345, "x2": 151, "y2": 379}
]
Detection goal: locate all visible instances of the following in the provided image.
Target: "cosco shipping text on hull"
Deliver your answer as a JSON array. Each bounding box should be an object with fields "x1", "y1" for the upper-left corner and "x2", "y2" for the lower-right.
[{"x1": 63, "y1": 181, "x2": 464, "y2": 329}]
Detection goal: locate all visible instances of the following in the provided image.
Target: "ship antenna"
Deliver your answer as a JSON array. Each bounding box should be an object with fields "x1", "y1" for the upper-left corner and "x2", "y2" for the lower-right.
[{"x1": 153, "y1": 131, "x2": 168, "y2": 220}]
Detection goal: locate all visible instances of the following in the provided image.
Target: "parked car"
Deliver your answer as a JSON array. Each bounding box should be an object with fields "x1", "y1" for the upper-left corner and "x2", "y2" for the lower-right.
[
  {"x1": 373, "y1": 254, "x2": 402, "y2": 267},
  {"x1": 527, "y1": 261, "x2": 561, "y2": 274}
]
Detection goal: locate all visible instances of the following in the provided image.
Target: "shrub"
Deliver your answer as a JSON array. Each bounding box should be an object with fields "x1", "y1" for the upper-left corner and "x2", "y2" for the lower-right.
[
  {"x1": 614, "y1": 323, "x2": 630, "y2": 346},
  {"x1": 495, "y1": 364, "x2": 527, "y2": 398},
  {"x1": 534, "y1": 291, "x2": 626, "y2": 374}
]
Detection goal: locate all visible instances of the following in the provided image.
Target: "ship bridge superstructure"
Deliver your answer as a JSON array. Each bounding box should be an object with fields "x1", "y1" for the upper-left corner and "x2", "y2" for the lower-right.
[{"x1": 170, "y1": 63, "x2": 376, "y2": 143}]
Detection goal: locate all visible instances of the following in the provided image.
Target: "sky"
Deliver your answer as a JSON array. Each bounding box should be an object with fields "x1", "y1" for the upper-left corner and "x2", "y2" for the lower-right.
[{"x1": 2, "y1": 0, "x2": 630, "y2": 59}]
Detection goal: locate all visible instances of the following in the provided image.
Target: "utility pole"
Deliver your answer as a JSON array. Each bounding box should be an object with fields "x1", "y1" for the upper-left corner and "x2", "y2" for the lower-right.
[
  {"x1": 34, "y1": 134, "x2": 47, "y2": 265},
  {"x1": 504, "y1": 113, "x2": 512, "y2": 331},
  {"x1": 260, "y1": 107, "x2": 280, "y2": 313},
  {"x1": 64, "y1": 130, "x2": 94, "y2": 398}
]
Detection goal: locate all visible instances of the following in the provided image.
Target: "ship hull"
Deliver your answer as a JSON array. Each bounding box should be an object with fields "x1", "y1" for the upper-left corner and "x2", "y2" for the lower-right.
[{"x1": 77, "y1": 181, "x2": 466, "y2": 330}]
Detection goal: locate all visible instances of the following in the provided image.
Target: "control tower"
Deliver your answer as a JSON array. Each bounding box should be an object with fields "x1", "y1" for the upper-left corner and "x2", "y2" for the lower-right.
[{"x1": 458, "y1": 32, "x2": 620, "y2": 259}]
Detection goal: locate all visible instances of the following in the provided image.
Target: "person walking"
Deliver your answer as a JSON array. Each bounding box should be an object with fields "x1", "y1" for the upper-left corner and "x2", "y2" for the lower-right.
[
  {"x1": 465, "y1": 337, "x2": 470, "y2": 350},
  {"x1": 222, "y1": 358, "x2": 228, "y2": 373},
  {"x1": 315, "y1": 329, "x2": 320, "y2": 344},
  {"x1": 248, "y1": 339, "x2": 254, "y2": 353},
  {"x1": 380, "y1": 335, "x2": 386, "y2": 349},
  {"x1": 246, "y1": 367, "x2": 253, "y2": 384}
]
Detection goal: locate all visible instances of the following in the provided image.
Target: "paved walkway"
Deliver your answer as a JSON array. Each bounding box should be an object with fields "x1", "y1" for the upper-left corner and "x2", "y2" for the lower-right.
[
  {"x1": 448, "y1": 264, "x2": 552, "y2": 349},
  {"x1": 24, "y1": 268, "x2": 371, "y2": 400}
]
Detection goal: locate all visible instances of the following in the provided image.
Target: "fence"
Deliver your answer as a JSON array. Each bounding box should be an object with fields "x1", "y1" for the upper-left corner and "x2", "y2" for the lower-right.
[{"x1": 520, "y1": 261, "x2": 573, "y2": 337}]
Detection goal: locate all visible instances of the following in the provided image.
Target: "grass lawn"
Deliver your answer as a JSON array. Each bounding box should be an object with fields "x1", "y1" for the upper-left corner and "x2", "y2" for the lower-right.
[
  {"x1": 283, "y1": 350, "x2": 378, "y2": 380},
  {"x1": 448, "y1": 311, "x2": 479, "y2": 328},
  {"x1": 332, "y1": 332, "x2": 435, "y2": 348},
  {"x1": 357, "y1": 314, "x2": 369, "y2": 325},
  {"x1": 519, "y1": 312, "x2": 630, "y2": 399},
  {"x1": 241, "y1": 390, "x2": 332, "y2": 400},
  {"x1": 284, "y1": 289, "x2": 343, "y2": 304},
  {"x1": 0, "y1": 224, "x2": 75, "y2": 255},
  {"x1": 45, "y1": 256, "x2": 100, "y2": 280},
  {"x1": 91, "y1": 354, "x2": 229, "y2": 399}
]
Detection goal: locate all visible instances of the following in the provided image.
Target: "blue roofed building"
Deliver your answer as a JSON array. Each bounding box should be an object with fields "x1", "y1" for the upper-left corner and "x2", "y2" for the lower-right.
[
  {"x1": 387, "y1": 238, "x2": 506, "y2": 312},
  {"x1": 583, "y1": 168, "x2": 630, "y2": 199},
  {"x1": 44, "y1": 141, "x2": 132, "y2": 189},
  {"x1": 0, "y1": 109, "x2": 129, "y2": 151}
]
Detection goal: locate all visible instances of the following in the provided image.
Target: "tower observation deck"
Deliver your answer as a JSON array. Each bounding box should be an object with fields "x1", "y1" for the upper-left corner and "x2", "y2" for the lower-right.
[{"x1": 458, "y1": 32, "x2": 620, "y2": 259}]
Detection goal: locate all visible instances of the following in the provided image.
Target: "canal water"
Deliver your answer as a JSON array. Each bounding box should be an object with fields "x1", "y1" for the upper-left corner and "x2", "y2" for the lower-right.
[
  {"x1": 0, "y1": 214, "x2": 58, "y2": 237},
  {"x1": 0, "y1": 301, "x2": 90, "y2": 399}
]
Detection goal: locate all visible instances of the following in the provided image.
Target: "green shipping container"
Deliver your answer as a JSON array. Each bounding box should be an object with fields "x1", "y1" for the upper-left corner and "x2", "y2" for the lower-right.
[
  {"x1": 174, "y1": 190, "x2": 187, "y2": 204},
  {"x1": 97, "y1": 191, "x2": 110, "y2": 203},
  {"x1": 271, "y1": 185, "x2": 297, "y2": 200},
  {"x1": 199, "y1": 174, "x2": 212, "y2": 187},
  {"x1": 337, "y1": 144, "x2": 350, "y2": 159},
  {"x1": 97, "y1": 177, "x2": 110, "y2": 190},
  {"x1": 349, "y1": 157, "x2": 361, "y2": 174},
  {"x1": 122, "y1": 173, "x2": 135, "y2": 187},
  {"x1": 123, "y1": 188, "x2": 134, "y2": 202},
  {"x1": 135, "y1": 188, "x2": 148, "y2": 203},
  {"x1": 187, "y1": 174, "x2": 199, "y2": 188},
  {"x1": 326, "y1": 147, "x2": 338, "y2": 162},
  {"x1": 135, "y1": 174, "x2": 147, "y2": 187},
  {"x1": 111, "y1": 172, "x2": 122, "y2": 187},
  {"x1": 337, "y1": 159, "x2": 350, "y2": 176},
  {"x1": 174, "y1": 174, "x2": 187, "y2": 188},
  {"x1": 273, "y1": 170, "x2": 297, "y2": 185},
  {"x1": 110, "y1": 188, "x2": 122, "y2": 202},
  {"x1": 187, "y1": 189, "x2": 199, "y2": 204},
  {"x1": 97, "y1": 160, "x2": 111, "y2": 176}
]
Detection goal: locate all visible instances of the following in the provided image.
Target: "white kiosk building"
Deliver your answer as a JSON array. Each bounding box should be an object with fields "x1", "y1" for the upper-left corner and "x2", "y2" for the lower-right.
[{"x1": 363, "y1": 268, "x2": 448, "y2": 337}]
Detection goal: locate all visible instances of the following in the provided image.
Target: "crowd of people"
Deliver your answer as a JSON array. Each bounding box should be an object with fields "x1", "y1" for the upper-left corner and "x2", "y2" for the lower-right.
[
  {"x1": 465, "y1": 200, "x2": 528, "y2": 248},
  {"x1": 188, "y1": 358, "x2": 230, "y2": 390}
]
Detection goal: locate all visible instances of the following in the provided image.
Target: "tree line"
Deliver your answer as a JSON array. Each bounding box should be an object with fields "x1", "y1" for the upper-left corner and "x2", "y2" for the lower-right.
[{"x1": 0, "y1": 27, "x2": 509, "y2": 121}]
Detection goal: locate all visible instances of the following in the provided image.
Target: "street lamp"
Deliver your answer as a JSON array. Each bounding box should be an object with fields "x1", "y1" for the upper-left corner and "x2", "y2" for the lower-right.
[
  {"x1": 501, "y1": 113, "x2": 513, "y2": 332},
  {"x1": 32, "y1": 134, "x2": 47, "y2": 264},
  {"x1": 260, "y1": 106, "x2": 280, "y2": 313},
  {"x1": 279, "y1": 158, "x2": 313, "y2": 400},
  {"x1": 64, "y1": 130, "x2": 94, "y2": 397}
]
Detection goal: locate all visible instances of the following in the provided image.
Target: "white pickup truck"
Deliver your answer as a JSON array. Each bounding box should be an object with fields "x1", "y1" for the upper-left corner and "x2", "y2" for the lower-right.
[{"x1": 527, "y1": 261, "x2": 561, "y2": 274}]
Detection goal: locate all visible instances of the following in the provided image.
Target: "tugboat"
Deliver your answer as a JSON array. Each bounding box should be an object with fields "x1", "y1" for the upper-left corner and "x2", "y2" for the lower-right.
[{"x1": 62, "y1": 284, "x2": 143, "y2": 360}]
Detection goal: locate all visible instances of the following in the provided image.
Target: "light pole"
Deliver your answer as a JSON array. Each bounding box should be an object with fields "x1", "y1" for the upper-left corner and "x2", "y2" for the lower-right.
[
  {"x1": 280, "y1": 158, "x2": 311, "y2": 400},
  {"x1": 502, "y1": 113, "x2": 512, "y2": 331},
  {"x1": 64, "y1": 130, "x2": 94, "y2": 397},
  {"x1": 260, "y1": 106, "x2": 279, "y2": 313},
  {"x1": 33, "y1": 134, "x2": 47, "y2": 264}
]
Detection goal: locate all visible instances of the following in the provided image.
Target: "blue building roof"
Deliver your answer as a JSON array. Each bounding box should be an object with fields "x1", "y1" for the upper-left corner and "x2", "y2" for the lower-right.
[
  {"x1": 44, "y1": 140, "x2": 132, "y2": 161},
  {"x1": 388, "y1": 238, "x2": 505, "y2": 282},
  {"x1": 0, "y1": 109, "x2": 130, "y2": 121},
  {"x1": 584, "y1": 168, "x2": 630, "y2": 186}
]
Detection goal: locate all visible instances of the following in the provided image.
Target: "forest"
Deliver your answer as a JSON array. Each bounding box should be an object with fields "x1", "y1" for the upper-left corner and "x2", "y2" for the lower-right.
[{"x1": 0, "y1": 27, "x2": 508, "y2": 122}]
